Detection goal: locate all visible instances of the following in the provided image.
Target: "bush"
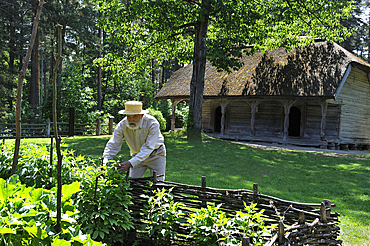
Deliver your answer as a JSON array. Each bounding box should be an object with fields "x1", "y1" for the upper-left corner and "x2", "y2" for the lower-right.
[
  {"x1": 75, "y1": 162, "x2": 134, "y2": 245},
  {"x1": 147, "y1": 108, "x2": 167, "y2": 131},
  {"x1": 0, "y1": 175, "x2": 103, "y2": 245},
  {"x1": 140, "y1": 188, "x2": 185, "y2": 245},
  {"x1": 0, "y1": 142, "x2": 91, "y2": 189}
]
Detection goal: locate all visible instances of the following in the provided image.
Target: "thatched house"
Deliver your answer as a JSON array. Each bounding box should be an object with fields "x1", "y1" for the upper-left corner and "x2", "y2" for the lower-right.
[{"x1": 155, "y1": 42, "x2": 370, "y2": 150}]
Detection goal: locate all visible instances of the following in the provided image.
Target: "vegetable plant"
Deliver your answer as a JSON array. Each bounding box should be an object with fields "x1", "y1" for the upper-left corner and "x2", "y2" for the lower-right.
[
  {"x1": 75, "y1": 162, "x2": 133, "y2": 245},
  {"x1": 0, "y1": 175, "x2": 103, "y2": 245},
  {"x1": 141, "y1": 188, "x2": 185, "y2": 245}
]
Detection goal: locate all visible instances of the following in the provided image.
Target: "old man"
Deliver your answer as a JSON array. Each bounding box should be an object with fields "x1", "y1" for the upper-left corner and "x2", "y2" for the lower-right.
[{"x1": 102, "y1": 101, "x2": 166, "y2": 181}]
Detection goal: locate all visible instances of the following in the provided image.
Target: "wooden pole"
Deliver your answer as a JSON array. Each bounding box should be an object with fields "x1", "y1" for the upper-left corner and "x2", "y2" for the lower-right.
[
  {"x1": 202, "y1": 176, "x2": 206, "y2": 208},
  {"x1": 54, "y1": 24, "x2": 63, "y2": 234},
  {"x1": 11, "y1": 0, "x2": 45, "y2": 175}
]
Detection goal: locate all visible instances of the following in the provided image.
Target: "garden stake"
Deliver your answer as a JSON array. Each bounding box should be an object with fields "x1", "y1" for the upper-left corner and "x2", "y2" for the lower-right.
[{"x1": 125, "y1": 167, "x2": 130, "y2": 182}]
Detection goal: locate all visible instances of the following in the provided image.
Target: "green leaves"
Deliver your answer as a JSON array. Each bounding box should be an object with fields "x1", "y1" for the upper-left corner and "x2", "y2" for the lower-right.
[
  {"x1": 75, "y1": 162, "x2": 133, "y2": 245},
  {"x1": 0, "y1": 176, "x2": 103, "y2": 246}
]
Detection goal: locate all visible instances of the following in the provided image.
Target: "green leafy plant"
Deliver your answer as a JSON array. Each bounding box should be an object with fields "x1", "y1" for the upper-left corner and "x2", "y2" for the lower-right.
[
  {"x1": 0, "y1": 142, "x2": 90, "y2": 189},
  {"x1": 148, "y1": 108, "x2": 167, "y2": 131},
  {"x1": 187, "y1": 203, "x2": 273, "y2": 246},
  {"x1": 75, "y1": 162, "x2": 133, "y2": 245},
  {"x1": 233, "y1": 203, "x2": 273, "y2": 245},
  {"x1": 187, "y1": 204, "x2": 230, "y2": 246},
  {"x1": 0, "y1": 175, "x2": 103, "y2": 245},
  {"x1": 141, "y1": 188, "x2": 185, "y2": 245}
]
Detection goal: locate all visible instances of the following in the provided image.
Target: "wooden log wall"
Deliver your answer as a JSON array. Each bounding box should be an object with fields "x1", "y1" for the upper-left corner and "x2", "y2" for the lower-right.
[
  {"x1": 336, "y1": 66, "x2": 370, "y2": 145},
  {"x1": 128, "y1": 176, "x2": 342, "y2": 246},
  {"x1": 201, "y1": 99, "x2": 212, "y2": 132},
  {"x1": 254, "y1": 101, "x2": 283, "y2": 137},
  {"x1": 305, "y1": 102, "x2": 340, "y2": 140},
  {"x1": 228, "y1": 101, "x2": 251, "y2": 134}
]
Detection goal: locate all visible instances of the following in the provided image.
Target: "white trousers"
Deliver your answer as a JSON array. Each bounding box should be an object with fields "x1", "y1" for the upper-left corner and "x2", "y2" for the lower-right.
[{"x1": 130, "y1": 145, "x2": 166, "y2": 181}]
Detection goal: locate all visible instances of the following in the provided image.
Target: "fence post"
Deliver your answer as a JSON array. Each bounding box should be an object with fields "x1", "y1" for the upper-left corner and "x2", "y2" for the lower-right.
[
  {"x1": 153, "y1": 171, "x2": 157, "y2": 185},
  {"x1": 242, "y1": 237, "x2": 250, "y2": 246},
  {"x1": 320, "y1": 202, "x2": 327, "y2": 223},
  {"x1": 278, "y1": 220, "x2": 285, "y2": 245},
  {"x1": 96, "y1": 119, "x2": 101, "y2": 136},
  {"x1": 202, "y1": 176, "x2": 207, "y2": 208},
  {"x1": 69, "y1": 107, "x2": 75, "y2": 137},
  {"x1": 46, "y1": 119, "x2": 50, "y2": 137},
  {"x1": 108, "y1": 116, "x2": 114, "y2": 135}
]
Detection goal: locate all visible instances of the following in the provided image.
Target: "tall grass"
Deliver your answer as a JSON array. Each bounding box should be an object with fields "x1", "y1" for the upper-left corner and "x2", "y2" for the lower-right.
[{"x1": 4, "y1": 131, "x2": 370, "y2": 245}]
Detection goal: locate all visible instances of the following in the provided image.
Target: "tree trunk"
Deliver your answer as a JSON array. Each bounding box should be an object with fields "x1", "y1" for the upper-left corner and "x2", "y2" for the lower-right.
[
  {"x1": 30, "y1": 31, "x2": 40, "y2": 115},
  {"x1": 11, "y1": 0, "x2": 44, "y2": 175},
  {"x1": 188, "y1": 10, "x2": 209, "y2": 130},
  {"x1": 98, "y1": 28, "x2": 102, "y2": 111}
]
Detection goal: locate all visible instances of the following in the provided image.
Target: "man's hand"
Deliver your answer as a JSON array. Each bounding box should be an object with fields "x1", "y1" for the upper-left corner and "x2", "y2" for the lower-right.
[{"x1": 117, "y1": 160, "x2": 132, "y2": 173}]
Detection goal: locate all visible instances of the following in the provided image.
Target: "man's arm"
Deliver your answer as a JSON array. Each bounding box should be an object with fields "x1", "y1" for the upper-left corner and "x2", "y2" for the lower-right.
[{"x1": 102, "y1": 121, "x2": 125, "y2": 163}]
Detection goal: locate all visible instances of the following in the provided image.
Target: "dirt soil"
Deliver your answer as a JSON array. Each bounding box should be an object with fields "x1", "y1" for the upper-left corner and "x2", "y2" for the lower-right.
[{"x1": 231, "y1": 140, "x2": 370, "y2": 159}]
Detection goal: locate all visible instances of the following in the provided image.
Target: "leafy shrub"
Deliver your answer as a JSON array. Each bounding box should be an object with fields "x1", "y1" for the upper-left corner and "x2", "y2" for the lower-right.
[
  {"x1": 187, "y1": 204, "x2": 230, "y2": 246},
  {"x1": 175, "y1": 102, "x2": 189, "y2": 128},
  {"x1": 0, "y1": 142, "x2": 92, "y2": 189},
  {"x1": 75, "y1": 162, "x2": 134, "y2": 245},
  {"x1": 187, "y1": 202, "x2": 273, "y2": 246},
  {"x1": 148, "y1": 108, "x2": 167, "y2": 131},
  {"x1": 141, "y1": 188, "x2": 185, "y2": 245},
  {"x1": 0, "y1": 175, "x2": 103, "y2": 245}
]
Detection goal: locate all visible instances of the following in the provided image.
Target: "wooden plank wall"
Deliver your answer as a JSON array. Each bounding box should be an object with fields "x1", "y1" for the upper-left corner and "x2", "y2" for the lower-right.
[
  {"x1": 254, "y1": 101, "x2": 283, "y2": 136},
  {"x1": 202, "y1": 99, "x2": 212, "y2": 132},
  {"x1": 305, "y1": 103, "x2": 340, "y2": 139},
  {"x1": 336, "y1": 66, "x2": 370, "y2": 144},
  {"x1": 228, "y1": 101, "x2": 251, "y2": 134}
]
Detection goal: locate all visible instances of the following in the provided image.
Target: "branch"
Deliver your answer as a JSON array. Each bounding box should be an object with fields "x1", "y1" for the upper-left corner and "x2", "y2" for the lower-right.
[
  {"x1": 182, "y1": 0, "x2": 201, "y2": 7},
  {"x1": 285, "y1": 0, "x2": 329, "y2": 28},
  {"x1": 11, "y1": 0, "x2": 44, "y2": 175}
]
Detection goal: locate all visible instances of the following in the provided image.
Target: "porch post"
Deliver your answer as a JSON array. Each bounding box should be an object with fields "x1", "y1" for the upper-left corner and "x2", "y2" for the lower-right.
[
  {"x1": 319, "y1": 100, "x2": 328, "y2": 140},
  {"x1": 282, "y1": 100, "x2": 296, "y2": 142},
  {"x1": 220, "y1": 102, "x2": 228, "y2": 135},
  {"x1": 247, "y1": 100, "x2": 261, "y2": 137},
  {"x1": 171, "y1": 99, "x2": 181, "y2": 131}
]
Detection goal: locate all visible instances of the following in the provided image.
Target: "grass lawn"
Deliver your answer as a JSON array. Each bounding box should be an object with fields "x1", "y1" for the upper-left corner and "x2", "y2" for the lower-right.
[{"x1": 5, "y1": 131, "x2": 370, "y2": 245}]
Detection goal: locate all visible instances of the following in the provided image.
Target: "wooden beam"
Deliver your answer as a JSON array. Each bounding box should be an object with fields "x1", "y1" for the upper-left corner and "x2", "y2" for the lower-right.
[
  {"x1": 170, "y1": 99, "x2": 182, "y2": 131},
  {"x1": 220, "y1": 101, "x2": 229, "y2": 135},
  {"x1": 246, "y1": 100, "x2": 261, "y2": 137},
  {"x1": 320, "y1": 100, "x2": 328, "y2": 140}
]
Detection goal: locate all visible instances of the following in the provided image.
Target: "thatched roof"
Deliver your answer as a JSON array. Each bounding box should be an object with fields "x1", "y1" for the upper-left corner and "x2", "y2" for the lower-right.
[{"x1": 155, "y1": 42, "x2": 370, "y2": 100}]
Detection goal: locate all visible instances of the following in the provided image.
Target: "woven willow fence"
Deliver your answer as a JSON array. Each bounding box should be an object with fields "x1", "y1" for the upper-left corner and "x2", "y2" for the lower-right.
[{"x1": 128, "y1": 174, "x2": 342, "y2": 246}]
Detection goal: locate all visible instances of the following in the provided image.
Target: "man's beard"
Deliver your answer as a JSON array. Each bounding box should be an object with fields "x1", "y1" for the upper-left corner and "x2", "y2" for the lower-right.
[{"x1": 126, "y1": 118, "x2": 142, "y2": 130}]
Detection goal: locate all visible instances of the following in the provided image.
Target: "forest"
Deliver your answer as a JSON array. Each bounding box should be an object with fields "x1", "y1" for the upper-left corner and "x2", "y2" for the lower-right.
[{"x1": 0, "y1": 0, "x2": 369, "y2": 129}]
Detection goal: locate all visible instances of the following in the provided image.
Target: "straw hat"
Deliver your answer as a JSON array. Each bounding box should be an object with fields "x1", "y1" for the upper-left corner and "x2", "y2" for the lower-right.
[{"x1": 118, "y1": 101, "x2": 148, "y2": 115}]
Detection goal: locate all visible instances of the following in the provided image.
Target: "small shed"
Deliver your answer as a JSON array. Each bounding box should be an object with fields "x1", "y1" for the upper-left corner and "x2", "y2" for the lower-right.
[{"x1": 155, "y1": 42, "x2": 370, "y2": 150}]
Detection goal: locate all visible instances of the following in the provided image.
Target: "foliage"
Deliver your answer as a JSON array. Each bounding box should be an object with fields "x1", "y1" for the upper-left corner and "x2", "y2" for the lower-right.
[
  {"x1": 75, "y1": 162, "x2": 134, "y2": 245},
  {"x1": 175, "y1": 102, "x2": 189, "y2": 128},
  {"x1": 147, "y1": 108, "x2": 167, "y2": 131},
  {"x1": 95, "y1": 0, "x2": 354, "y2": 129},
  {"x1": 186, "y1": 202, "x2": 272, "y2": 246},
  {"x1": 0, "y1": 175, "x2": 103, "y2": 245},
  {"x1": 187, "y1": 204, "x2": 229, "y2": 246},
  {"x1": 140, "y1": 188, "x2": 185, "y2": 245},
  {"x1": 0, "y1": 142, "x2": 89, "y2": 189},
  {"x1": 42, "y1": 61, "x2": 99, "y2": 124}
]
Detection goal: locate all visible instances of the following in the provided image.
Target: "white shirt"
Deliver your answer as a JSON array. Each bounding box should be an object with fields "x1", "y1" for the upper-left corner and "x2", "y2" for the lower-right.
[{"x1": 103, "y1": 114, "x2": 165, "y2": 167}]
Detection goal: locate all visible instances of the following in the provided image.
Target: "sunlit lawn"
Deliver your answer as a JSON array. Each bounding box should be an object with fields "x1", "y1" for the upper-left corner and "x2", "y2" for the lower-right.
[{"x1": 6, "y1": 131, "x2": 370, "y2": 245}]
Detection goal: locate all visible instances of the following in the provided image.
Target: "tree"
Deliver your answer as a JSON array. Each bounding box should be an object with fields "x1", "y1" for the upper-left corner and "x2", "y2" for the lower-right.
[{"x1": 95, "y1": 0, "x2": 353, "y2": 130}]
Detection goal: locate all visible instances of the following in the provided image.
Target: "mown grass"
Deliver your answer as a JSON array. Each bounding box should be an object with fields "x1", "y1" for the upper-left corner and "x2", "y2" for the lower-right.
[{"x1": 5, "y1": 131, "x2": 370, "y2": 245}]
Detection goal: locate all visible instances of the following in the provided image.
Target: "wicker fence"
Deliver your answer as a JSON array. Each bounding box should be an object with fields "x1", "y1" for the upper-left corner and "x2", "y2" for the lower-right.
[{"x1": 128, "y1": 174, "x2": 342, "y2": 246}]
